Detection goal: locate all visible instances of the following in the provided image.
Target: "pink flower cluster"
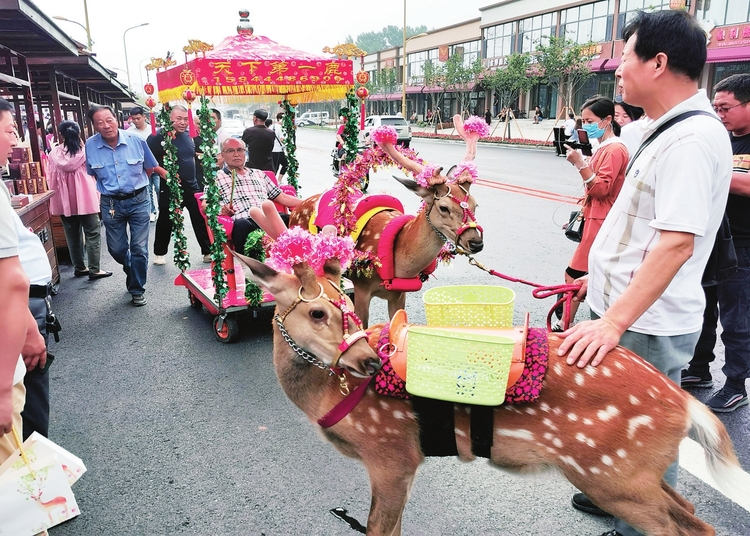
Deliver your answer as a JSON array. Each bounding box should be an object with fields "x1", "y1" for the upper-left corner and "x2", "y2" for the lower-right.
[
  {"x1": 452, "y1": 161, "x2": 478, "y2": 183},
  {"x1": 462, "y1": 116, "x2": 491, "y2": 138},
  {"x1": 414, "y1": 164, "x2": 442, "y2": 188},
  {"x1": 267, "y1": 227, "x2": 355, "y2": 276},
  {"x1": 370, "y1": 125, "x2": 398, "y2": 146}
]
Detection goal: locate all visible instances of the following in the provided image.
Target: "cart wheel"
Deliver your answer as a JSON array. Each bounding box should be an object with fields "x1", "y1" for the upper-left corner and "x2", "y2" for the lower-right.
[
  {"x1": 188, "y1": 291, "x2": 202, "y2": 309},
  {"x1": 214, "y1": 315, "x2": 239, "y2": 343}
]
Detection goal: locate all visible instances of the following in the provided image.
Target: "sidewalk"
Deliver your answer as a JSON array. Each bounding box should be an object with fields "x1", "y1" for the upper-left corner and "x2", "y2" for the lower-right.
[{"x1": 411, "y1": 118, "x2": 561, "y2": 143}]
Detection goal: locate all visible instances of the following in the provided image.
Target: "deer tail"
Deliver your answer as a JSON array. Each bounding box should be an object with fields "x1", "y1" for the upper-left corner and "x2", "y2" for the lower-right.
[{"x1": 687, "y1": 397, "x2": 744, "y2": 495}]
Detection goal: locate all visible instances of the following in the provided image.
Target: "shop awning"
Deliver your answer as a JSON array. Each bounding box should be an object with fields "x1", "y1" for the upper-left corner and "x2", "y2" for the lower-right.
[{"x1": 707, "y1": 46, "x2": 750, "y2": 64}]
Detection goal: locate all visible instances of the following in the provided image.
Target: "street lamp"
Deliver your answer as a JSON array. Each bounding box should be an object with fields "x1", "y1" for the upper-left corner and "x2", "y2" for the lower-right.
[
  {"x1": 53, "y1": 15, "x2": 93, "y2": 51},
  {"x1": 400, "y1": 32, "x2": 427, "y2": 118},
  {"x1": 123, "y1": 23, "x2": 150, "y2": 89}
]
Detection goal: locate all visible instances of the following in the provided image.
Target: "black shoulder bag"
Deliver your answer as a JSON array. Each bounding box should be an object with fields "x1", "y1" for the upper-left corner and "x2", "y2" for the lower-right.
[{"x1": 626, "y1": 110, "x2": 737, "y2": 287}]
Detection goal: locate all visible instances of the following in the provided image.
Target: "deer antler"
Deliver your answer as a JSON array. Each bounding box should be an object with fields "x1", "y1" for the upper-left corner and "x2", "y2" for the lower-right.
[
  {"x1": 453, "y1": 115, "x2": 489, "y2": 163},
  {"x1": 371, "y1": 127, "x2": 425, "y2": 178}
]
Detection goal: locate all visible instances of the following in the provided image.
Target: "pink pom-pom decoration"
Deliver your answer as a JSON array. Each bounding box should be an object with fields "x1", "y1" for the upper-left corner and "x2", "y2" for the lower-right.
[
  {"x1": 414, "y1": 163, "x2": 441, "y2": 188},
  {"x1": 452, "y1": 161, "x2": 478, "y2": 183},
  {"x1": 462, "y1": 116, "x2": 490, "y2": 138},
  {"x1": 309, "y1": 233, "x2": 356, "y2": 275},
  {"x1": 370, "y1": 125, "x2": 398, "y2": 146},
  {"x1": 267, "y1": 226, "x2": 315, "y2": 272}
]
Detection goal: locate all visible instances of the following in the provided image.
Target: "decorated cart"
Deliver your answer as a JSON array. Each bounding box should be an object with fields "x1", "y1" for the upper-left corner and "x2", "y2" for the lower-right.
[{"x1": 147, "y1": 11, "x2": 359, "y2": 342}]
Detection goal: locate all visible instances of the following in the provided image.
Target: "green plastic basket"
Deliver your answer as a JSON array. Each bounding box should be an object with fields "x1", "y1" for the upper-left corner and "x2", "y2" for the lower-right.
[
  {"x1": 423, "y1": 285, "x2": 515, "y2": 328},
  {"x1": 405, "y1": 326, "x2": 514, "y2": 405}
]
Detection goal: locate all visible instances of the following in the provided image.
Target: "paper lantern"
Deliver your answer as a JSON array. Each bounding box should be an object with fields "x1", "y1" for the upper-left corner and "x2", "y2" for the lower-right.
[
  {"x1": 180, "y1": 69, "x2": 196, "y2": 86},
  {"x1": 143, "y1": 83, "x2": 155, "y2": 95},
  {"x1": 356, "y1": 86, "x2": 369, "y2": 99},
  {"x1": 355, "y1": 71, "x2": 370, "y2": 84}
]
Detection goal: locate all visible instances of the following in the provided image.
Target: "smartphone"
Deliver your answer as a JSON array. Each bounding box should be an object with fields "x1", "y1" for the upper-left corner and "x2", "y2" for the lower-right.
[{"x1": 576, "y1": 129, "x2": 592, "y2": 156}]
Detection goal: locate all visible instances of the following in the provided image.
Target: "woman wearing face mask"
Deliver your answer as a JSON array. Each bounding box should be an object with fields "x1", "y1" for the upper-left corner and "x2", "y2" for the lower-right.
[{"x1": 554, "y1": 95, "x2": 629, "y2": 331}]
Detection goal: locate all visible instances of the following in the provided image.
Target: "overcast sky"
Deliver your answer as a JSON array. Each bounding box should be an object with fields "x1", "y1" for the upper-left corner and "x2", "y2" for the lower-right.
[{"x1": 31, "y1": 0, "x2": 489, "y2": 93}]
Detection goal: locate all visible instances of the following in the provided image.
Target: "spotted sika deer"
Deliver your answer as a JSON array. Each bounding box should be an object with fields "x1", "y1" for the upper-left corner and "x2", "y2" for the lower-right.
[
  {"x1": 289, "y1": 116, "x2": 485, "y2": 327},
  {"x1": 235, "y1": 207, "x2": 743, "y2": 536}
]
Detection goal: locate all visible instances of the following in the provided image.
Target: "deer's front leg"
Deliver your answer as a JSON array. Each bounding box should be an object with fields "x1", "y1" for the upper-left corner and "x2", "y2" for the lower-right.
[
  {"x1": 354, "y1": 284, "x2": 373, "y2": 328},
  {"x1": 387, "y1": 292, "x2": 406, "y2": 321},
  {"x1": 365, "y1": 460, "x2": 418, "y2": 536}
]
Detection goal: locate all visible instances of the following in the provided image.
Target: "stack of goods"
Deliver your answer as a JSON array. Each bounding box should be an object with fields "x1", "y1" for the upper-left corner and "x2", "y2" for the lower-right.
[{"x1": 8, "y1": 147, "x2": 47, "y2": 196}]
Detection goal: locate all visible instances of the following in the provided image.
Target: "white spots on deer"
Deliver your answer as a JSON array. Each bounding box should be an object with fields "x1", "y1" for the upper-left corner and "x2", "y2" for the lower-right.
[
  {"x1": 405, "y1": 411, "x2": 416, "y2": 421},
  {"x1": 590, "y1": 467, "x2": 601, "y2": 475},
  {"x1": 373, "y1": 232, "x2": 381, "y2": 241},
  {"x1": 552, "y1": 407, "x2": 563, "y2": 416},
  {"x1": 524, "y1": 407, "x2": 537, "y2": 415},
  {"x1": 368, "y1": 426, "x2": 378, "y2": 435},
  {"x1": 575, "y1": 432, "x2": 596, "y2": 448},
  {"x1": 627, "y1": 415, "x2": 654, "y2": 439},
  {"x1": 455, "y1": 428, "x2": 468, "y2": 438},
  {"x1": 553, "y1": 362, "x2": 565, "y2": 376},
  {"x1": 615, "y1": 361, "x2": 626, "y2": 371},
  {"x1": 629, "y1": 395, "x2": 640, "y2": 405},
  {"x1": 597, "y1": 405, "x2": 620, "y2": 422},
  {"x1": 496, "y1": 429, "x2": 535, "y2": 441},
  {"x1": 601, "y1": 366, "x2": 612, "y2": 378},
  {"x1": 552, "y1": 437, "x2": 563, "y2": 448},
  {"x1": 378, "y1": 400, "x2": 390, "y2": 410},
  {"x1": 559, "y1": 455, "x2": 586, "y2": 476},
  {"x1": 583, "y1": 418, "x2": 594, "y2": 426},
  {"x1": 543, "y1": 432, "x2": 555, "y2": 441},
  {"x1": 355, "y1": 422, "x2": 365, "y2": 433},
  {"x1": 617, "y1": 449, "x2": 627, "y2": 459},
  {"x1": 567, "y1": 413, "x2": 578, "y2": 422},
  {"x1": 540, "y1": 402, "x2": 551, "y2": 413},
  {"x1": 393, "y1": 410, "x2": 406, "y2": 420},
  {"x1": 567, "y1": 390, "x2": 577, "y2": 399},
  {"x1": 368, "y1": 408, "x2": 381, "y2": 424},
  {"x1": 584, "y1": 366, "x2": 597, "y2": 377},
  {"x1": 383, "y1": 427, "x2": 397, "y2": 435},
  {"x1": 601, "y1": 455, "x2": 614, "y2": 467},
  {"x1": 542, "y1": 418, "x2": 558, "y2": 431},
  {"x1": 575, "y1": 373, "x2": 585, "y2": 386}
]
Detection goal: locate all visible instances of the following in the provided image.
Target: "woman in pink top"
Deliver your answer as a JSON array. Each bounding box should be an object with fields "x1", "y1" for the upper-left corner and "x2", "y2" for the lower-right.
[{"x1": 48, "y1": 121, "x2": 111, "y2": 279}]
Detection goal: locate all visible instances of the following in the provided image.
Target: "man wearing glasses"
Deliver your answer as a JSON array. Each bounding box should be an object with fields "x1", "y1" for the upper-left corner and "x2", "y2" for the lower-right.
[
  {"x1": 210, "y1": 137, "x2": 301, "y2": 251},
  {"x1": 682, "y1": 73, "x2": 750, "y2": 412},
  {"x1": 147, "y1": 105, "x2": 212, "y2": 266}
]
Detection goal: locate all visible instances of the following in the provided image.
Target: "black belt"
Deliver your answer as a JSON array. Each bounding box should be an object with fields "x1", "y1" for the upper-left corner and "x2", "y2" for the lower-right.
[
  {"x1": 29, "y1": 282, "x2": 53, "y2": 299},
  {"x1": 107, "y1": 186, "x2": 146, "y2": 200}
]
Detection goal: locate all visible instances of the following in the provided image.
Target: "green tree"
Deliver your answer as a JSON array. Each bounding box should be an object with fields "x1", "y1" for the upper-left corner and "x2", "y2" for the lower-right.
[
  {"x1": 444, "y1": 53, "x2": 484, "y2": 118},
  {"x1": 351, "y1": 25, "x2": 429, "y2": 54},
  {"x1": 534, "y1": 36, "x2": 596, "y2": 119},
  {"x1": 422, "y1": 58, "x2": 447, "y2": 132},
  {"x1": 482, "y1": 52, "x2": 537, "y2": 136},
  {"x1": 377, "y1": 66, "x2": 399, "y2": 114}
]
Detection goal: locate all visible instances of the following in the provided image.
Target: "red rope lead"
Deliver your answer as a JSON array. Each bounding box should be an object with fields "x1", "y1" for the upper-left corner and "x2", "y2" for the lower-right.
[{"x1": 465, "y1": 255, "x2": 582, "y2": 331}]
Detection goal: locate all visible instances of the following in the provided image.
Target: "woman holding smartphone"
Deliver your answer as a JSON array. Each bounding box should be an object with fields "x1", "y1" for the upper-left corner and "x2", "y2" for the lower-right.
[{"x1": 554, "y1": 95, "x2": 628, "y2": 331}]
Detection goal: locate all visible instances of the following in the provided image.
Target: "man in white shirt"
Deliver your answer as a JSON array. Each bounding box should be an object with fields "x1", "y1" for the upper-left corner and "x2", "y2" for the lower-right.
[
  {"x1": 558, "y1": 11, "x2": 732, "y2": 536},
  {"x1": 563, "y1": 112, "x2": 577, "y2": 138},
  {"x1": 127, "y1": 106, "x2": 159, "y2": 221}
]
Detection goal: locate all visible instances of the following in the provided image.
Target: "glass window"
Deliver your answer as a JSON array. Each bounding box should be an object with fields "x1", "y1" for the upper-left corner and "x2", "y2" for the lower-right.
[
  {"x1": 617, "y1": 0, "x2": 671, "y2": 39},
  {"x1": 483, "y1": 22, "x2": 516, "y2": 62},
  {"x1": 519, "y1": 12, "x2": 558, "y2": 52},
  {"x1": 726, "y1": 0, "x2": 750, "y2": 24},
  {"x1": 562, "y1": 1, "x2": 614, "y2": 44},
  {"x1": 579, "y1": 3, "x2": 593, "y2": 20}
]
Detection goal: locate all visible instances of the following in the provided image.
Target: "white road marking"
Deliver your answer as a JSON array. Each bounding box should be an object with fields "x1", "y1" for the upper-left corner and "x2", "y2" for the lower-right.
[{"x1": 679, "y1": 437, "x2": 750, "y2": 512}]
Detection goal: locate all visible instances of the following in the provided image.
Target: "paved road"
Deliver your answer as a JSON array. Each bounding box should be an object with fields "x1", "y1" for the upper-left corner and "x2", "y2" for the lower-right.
[{"x1": 45, "y1": 130, "x2": 749, "y2": 535}]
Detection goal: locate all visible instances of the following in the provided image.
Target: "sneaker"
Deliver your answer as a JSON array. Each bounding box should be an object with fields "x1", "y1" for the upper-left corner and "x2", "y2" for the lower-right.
[
  {"x1": 680, "y1": 369, "x2": 713, "y2": 389},
  {"x1": 153, "y1": 255, "x2": 166, "y2": 266},
  {"x1": 131, "y1": 294, "x2": 147, "y2": 307},
  {"x1": 706, "y1": 387, "x2": 748, "y2": 413},
  {"x1": 599, "y1": 532, "x2": 623, "y2": 536},
  {"x1": 150, "y1": 213, "x2": 157, "y2": 222},
  {"x1": 571, "y1": 493, "x2": 610, "y2": 517},
  {"x1": 202, "y1": 254, "x2": 212, "y2": 263}
]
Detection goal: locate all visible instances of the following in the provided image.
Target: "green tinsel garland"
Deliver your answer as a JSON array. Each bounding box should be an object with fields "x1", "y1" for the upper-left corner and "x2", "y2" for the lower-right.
[
  {"x1": 196, "y1": 96, "x2": 229, "y2": 304},
  {"x1": 157, "y1": 104, "x2": 190, "y2": 271},
  {"x1": 281, "y1": 99, "x2": 299, "y2": 191},
  {"x1": 243, "y1": 229, "x2": 266, "y2": 306},
  {"x1": 341, "y1": 88, "x2": 359, "y2": 164}
]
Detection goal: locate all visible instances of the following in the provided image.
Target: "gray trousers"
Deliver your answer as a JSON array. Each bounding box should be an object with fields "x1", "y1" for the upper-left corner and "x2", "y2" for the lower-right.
[{"x1": 60, "y1": 213, "x2": 102, "y2": 273}]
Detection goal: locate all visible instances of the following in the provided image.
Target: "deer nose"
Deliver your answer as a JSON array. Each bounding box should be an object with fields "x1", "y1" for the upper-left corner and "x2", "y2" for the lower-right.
[
  {"x1": 468, "y1": 239, "x2": 484, "y2": 253},
  {"x1": 364, "y1": 357, "x2": 382, "y2": 376}
]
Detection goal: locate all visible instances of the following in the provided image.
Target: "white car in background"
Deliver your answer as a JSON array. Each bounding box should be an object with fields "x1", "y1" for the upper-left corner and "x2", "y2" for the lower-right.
[
  {"x1": 222, "y1": 118, "x2": 246, "y2": 139},
  {"x1": 360, "y1": 115, "x2": 412, "y2": 148}
]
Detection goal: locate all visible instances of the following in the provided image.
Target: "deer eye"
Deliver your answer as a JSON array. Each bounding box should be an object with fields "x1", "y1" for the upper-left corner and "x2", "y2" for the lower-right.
[
  {"x1": 439, "y1": 205, "x2": 451, "y2": 214},
  {"x1": 310, "y1": 309, "x2": 326, "y2": 320}
]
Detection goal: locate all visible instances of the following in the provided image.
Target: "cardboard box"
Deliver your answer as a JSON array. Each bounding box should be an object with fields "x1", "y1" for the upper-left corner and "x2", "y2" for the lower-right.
[
  {"x1": 11, "y1": 147, "x2": 31, "y2": 163},
  {"x1": 2, "y1": 180, "x2": 15, "y2": 195},
  {"x1": 36, "y1": 177, "x2": 47, "y2": 193},
  {"x1": 14, "y1": 179, "x2": 27, "y2": 195},
  {"x1": 25, "y1": 178, "x2": 37, "y2": 195},
  {"x1": 10, "y1": 195, "x2": 30, "y2": 208},
  {"x1": 8, "y1": 163, "x2": 29, "y2": 180}
]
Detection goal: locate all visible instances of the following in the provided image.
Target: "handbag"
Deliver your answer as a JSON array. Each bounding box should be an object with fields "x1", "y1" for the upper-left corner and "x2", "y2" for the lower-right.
[
  {"x1": 564, "y1": 194, "x2": 587, "y2": 243},
  {"x1": 701, "y1": 212, "x2": 738, "y2": 287}
]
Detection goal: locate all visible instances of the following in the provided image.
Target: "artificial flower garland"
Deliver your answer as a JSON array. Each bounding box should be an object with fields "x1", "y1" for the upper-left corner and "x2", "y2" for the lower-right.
[
  {"x1": 196, "y1": 96, "x2": 229, "y2": 303},
  {"x1": 266, "y1": 226, "x2": 355, "y2": 276},
  {"x1": 340, "y1": 89, "x2": 360, "y2": 165},
  {"x1": 280, "y1": 99, "x2": 299, "y2": 191},
  {"x1": 243, "y1": 229, "x2": 266, "y2": 306},
  {"x1": 158, "y1": 104, "x2": 190, "y2": 271}
]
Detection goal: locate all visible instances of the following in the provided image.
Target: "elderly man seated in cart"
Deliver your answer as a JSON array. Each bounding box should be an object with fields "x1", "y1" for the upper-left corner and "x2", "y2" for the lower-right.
[{"x1": 206, "y1": 137, "x2": 302, "y2": 251}]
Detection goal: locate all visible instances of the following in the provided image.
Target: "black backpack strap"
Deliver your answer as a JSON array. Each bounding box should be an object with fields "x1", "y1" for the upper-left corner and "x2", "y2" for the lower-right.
[{"x1": 625, "y1": 110, "x2": 718, "y2": 176}]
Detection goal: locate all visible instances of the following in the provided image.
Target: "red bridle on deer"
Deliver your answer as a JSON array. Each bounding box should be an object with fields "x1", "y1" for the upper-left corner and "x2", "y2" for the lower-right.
[
  {"x1": 274, "y1": 278, "x2": 368, "y2": 390},
  {"x1": 427, "y1": 184, "x2": 483, "y2": 248}
]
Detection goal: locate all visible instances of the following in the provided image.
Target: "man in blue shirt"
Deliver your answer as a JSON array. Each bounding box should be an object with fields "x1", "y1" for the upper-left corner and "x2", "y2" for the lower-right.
[{"x1": 85, "y1": 105, "x2": 165, "y2": 306}]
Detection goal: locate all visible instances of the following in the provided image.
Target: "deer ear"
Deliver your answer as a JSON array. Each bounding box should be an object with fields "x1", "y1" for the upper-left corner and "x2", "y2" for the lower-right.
[
  {"x1": 445, "y1": 165, "x2": 457, "y2": 181},
  {"x1": 392, "y1": 174, "x2": 432, "y2": 198},
  {"x1": 231, "y1": 251, "x2": 289, "y2": 295}
]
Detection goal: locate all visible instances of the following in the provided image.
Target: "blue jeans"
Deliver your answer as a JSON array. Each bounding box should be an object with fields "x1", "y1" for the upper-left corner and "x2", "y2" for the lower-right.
[
  {"x1": 690, "y1": 246, "x2": 750, "y2": 389},
  {"x1": 148, "y1": 173, "x2": 160, "y2": 215},
  {"x1": 591, "y1": 312, "x2": 700, "y2": 536},
  {"x1": 100, "y1": 189, "x2": 150, "y2": 296}
]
